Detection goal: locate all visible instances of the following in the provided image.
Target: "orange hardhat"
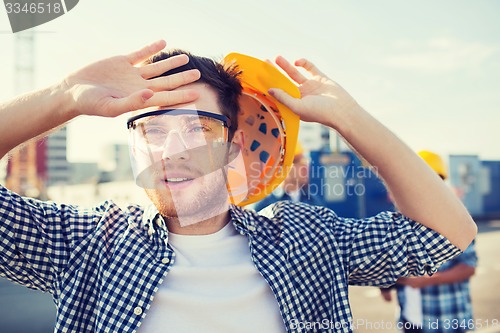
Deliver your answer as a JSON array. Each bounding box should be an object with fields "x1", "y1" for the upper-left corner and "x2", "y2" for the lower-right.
[
  {"x1": 417, "y1": 150, "x2": 448, "y2": 180},
  {"x1": 294, "y1": 141, "x2": 304, "y2": 157},
  {"x1": 223, "y1": 53, "x2": 301, "y2": 205}
]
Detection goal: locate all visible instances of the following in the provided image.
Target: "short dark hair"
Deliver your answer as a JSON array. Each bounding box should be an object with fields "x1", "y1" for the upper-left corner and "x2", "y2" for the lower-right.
[{"x1": 147, "y1": 50, "x2": 242, "y2": 139}]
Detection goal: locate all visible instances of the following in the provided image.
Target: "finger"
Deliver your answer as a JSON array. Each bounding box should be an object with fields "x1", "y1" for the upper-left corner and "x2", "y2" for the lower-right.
[
  {"x1": 268, "y1": 88, "x2": 302, "y2": 113},
  {"x1": 295, "y1": 58, "x2": 326, "y2": 77},
  {"x1": 139, "y1": 54, "x2": 191, "y2": 79},
  {"x1": 144, "y1": 89, "x2": 200, "y2": 108},
  {"x1": 106, "y1": 89, "x2": 155, "y2": 116},
  {"x1": 264, "y1": 59, "x2": 281, "y2": 72},
  {"x1": 147, "y1": 69, "x2": 201, "y2": 91},
  {"x1": 107, "y1": 88, "x2": 200, "y2": 115},
  {"x1": 127, "y1": 40, "x2": 167, "y2": 65},
  {"x1": 275, "y1": 56, "x2": 307, "y2": 85}
]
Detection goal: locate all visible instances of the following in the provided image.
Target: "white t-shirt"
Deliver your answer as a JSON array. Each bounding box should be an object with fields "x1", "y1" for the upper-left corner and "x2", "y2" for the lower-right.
[
  {"x1": 287, "y1": 189, "x2": 301, "y2": 203},
  {"x1": 138, "y1": 222, "x2": 286, "y2": 333},
  {"x1": 402, "y1": 286, "x2": 423, "y2": 325}
]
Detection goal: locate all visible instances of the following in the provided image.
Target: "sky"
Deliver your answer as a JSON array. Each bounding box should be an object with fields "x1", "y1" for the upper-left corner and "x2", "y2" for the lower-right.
[{"x1": 1, "y1": 0, "x2": 499, "y2": 162}]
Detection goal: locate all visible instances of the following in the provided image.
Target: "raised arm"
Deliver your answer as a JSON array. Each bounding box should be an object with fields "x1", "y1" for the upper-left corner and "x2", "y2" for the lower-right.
[
  {"x1": 0, "y1": 40, "x2": 200, "y2": 159},
  {"x1": 268, "y1": 56, "x2": 477, "y2": 251}
]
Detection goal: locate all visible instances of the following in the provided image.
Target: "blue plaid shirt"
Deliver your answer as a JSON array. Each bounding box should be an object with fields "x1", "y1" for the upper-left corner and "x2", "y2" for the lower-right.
[
  {"x1": 0, "y1": 185, "x2": 461, "y2": 333},
  {"x1": 396, "y1": 241, "x2": 477, "y2": 333}
]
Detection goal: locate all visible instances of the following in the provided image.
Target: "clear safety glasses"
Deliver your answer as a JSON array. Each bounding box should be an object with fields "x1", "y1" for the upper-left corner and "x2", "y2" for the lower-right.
[{"x1": 127, "y1": 109, "x2": 231, "y2": 153}]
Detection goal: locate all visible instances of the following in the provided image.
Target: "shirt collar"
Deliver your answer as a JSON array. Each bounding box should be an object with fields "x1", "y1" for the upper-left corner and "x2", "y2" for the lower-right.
[
  {"x1": 230, "y1": 204, "x2": 258, "y2": 235},
  {"x1": 141, "y1": 203, "x2": 258, "y2": 236},
  {"x1": 141, "y1": 204, "x2": 166, "y2": 238}
]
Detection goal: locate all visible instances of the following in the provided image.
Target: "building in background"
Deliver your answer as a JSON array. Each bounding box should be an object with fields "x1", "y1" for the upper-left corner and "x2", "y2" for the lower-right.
[
  {"x1": 6, "y1": 139, "x2": 47, "y2": 198},
  {"x1": 47, "y1": 180, "x2": 150, "y2": 208},
  {"x1": 6, "y1": 127, "x2": 70, "y2": 198},
  {"x1": 69, "y1": 162, "x2": 99, "y2": 184},
  {"x1": 449, "y1": 155, "x2": 486, "y2": 217},
  {"x1": 98, "y1": 144, "x2": 133, "y2": 182},
  {"x1": 448, "y1": 154, "x2": 500, "y2": 219},
  {"x1": 46, "y1": 127, "x2": 71, "y2": 186},
  {"x1": 47, "y1": 143, "x2": 138, "y2": 208},
  {"x1": 481, "y1": 160, "x2": 500, "y2": 218}
]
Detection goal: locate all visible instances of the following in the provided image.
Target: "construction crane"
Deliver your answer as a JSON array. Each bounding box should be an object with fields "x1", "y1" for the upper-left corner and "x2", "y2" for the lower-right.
[{"x1": 5, "y1": 30, "x2": 48, "y2": 198}]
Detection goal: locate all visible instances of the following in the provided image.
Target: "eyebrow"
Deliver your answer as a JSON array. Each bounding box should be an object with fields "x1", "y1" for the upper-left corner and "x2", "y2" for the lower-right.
[
  {"x1": 184, "y1": 115, "x2": 203, "y2": 124},
  {"x1": 143, "y1": 115, "x2": 203, "y2": 128}
]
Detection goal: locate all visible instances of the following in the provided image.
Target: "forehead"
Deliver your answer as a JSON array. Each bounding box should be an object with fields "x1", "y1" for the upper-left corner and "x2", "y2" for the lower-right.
[{"x1": 131, "y1": 82, "x2": 221, "y2": 117}]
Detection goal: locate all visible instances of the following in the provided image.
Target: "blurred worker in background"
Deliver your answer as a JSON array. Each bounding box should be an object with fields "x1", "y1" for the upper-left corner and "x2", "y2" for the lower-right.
[
  {"x1": 381, "y1": 150, "x2": 478, "y2": 333},
  {"x1": 254, "y1": 142, "x2": 324, "y2": 210}
]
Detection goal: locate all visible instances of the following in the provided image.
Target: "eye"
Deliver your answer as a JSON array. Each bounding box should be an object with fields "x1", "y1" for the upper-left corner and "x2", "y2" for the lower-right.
[
  {"x1": 185, "y1": 119, "x2": 213, "y2": 134},
  {"x1": 188, "y1": 125, "x2": 210, "y2": 133},
  {"x1": 143, "y1": 126, "x2": 167, "y2": 136}
]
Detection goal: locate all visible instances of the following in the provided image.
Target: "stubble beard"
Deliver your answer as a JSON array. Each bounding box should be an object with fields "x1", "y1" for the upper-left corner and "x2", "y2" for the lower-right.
[{"x1": 145, "y1": 169, "x2": 230, "y2": 227}]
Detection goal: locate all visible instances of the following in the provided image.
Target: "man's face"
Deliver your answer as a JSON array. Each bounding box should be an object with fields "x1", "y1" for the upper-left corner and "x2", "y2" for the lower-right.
[
  {"x1": 130, "y1": 83, "x2": 234, "y2": 224},
  {"x1": 283, "y1": 155, "x2": 309, "y2": 193}
]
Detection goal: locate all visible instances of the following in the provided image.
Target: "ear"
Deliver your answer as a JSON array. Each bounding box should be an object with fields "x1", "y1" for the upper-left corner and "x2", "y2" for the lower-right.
[
  {"x1": 231, "y1": 129, "x2": 245, "y2": 149},
  {"x1": 227, "y1": 129, "x2": 245, "y2": 163}
]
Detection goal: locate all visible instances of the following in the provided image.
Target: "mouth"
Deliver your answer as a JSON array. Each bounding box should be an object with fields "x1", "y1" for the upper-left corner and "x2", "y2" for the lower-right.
[
  {"x1": 166, "y1": 177, "x2": 192, "y2": 183},
  {"x1": 162, "y1": 175, "x2": 196, "y2": 190}
]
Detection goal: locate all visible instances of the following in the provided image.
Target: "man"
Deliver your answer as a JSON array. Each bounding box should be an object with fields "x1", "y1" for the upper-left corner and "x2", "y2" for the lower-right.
[
  {"x1": 381, "y1": 151, "x2": 478, "y2": 333},
  {"x1": 0, "y1": 40, "x2": 476, "y2": 333}
]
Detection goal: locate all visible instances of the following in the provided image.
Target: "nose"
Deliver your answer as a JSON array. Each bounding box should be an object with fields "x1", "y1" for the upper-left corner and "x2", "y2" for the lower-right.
[{"x1": 161, "y1": 130, "x2": 190, "y2": 161}]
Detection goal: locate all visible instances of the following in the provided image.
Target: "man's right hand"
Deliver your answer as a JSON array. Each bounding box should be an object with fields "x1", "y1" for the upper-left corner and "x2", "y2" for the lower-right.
[{"x1": 62, "y1": 40, "x2": 200, "y2": 118}]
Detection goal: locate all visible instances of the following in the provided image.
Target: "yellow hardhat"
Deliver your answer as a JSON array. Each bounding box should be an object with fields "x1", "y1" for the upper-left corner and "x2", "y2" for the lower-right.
[
  {"x1": 294, "y1": 141, "x2": 304, "y2": 158},
  {"x1": 417, "y1": 150, "x2": 448, "y2": 180},
  {"x1": 223, "y1": 53, "x2": 301, "y2": 205}
]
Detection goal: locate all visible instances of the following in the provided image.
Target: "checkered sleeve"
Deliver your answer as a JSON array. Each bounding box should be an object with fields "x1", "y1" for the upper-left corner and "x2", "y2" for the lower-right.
[
  {"x1": 330, "y1": 210, "x2": 462, "y2": 287},
  {"x1": 0, "y1": 185, "x2": 99, "y2": 293}
]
